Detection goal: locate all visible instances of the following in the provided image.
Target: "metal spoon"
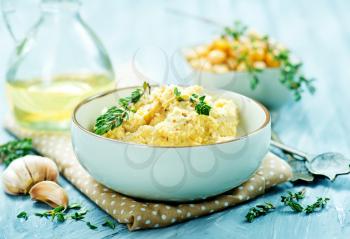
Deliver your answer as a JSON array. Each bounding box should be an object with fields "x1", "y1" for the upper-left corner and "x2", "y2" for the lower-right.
[{"x1": 270, "y1": 140, "x2": 350, "y2": 181}]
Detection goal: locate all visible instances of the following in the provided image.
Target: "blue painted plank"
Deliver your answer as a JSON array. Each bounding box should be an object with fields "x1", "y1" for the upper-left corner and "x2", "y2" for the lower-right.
[{"x1": 0, "y1": 0, "x2": 350, "y2": 238}]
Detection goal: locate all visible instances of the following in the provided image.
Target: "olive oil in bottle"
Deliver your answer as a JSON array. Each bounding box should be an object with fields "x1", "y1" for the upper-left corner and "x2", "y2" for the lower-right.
[
  {"x1": 6, "y1": 74, "x2": 115, "y2": 131},
  {"x1": 3, "y1": 0, "x2": 115, "y2": 131}
]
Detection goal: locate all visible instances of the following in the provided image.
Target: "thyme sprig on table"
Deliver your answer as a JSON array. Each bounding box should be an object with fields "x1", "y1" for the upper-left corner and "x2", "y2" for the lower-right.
[
  {"x1": 305, "y1": 197, "x2": 330, "y2": 214},
  {"x1": 19, "y1": 203, "x2": 113, "y2": 231},
  {"x1": 102, "y1": 219, "x2": 116, "y2": 229},
  {"x1": 93, "y1": 82, "x2": 151, "y2": 135},
  {"x1": 0, "y1": 138, "x2": 33, "y2": 166},
  {"x1": 245, "y1": 202, "x2": 275, "y2": 223},
  {"x1": 246, "y1": 190, "x2": 330, "y2": 222},
  {"x1": 35, "y1": 205, "x2": 67, "y2": 222},
  {"x1": 280, "y1": 190, "x2": 305, "y2": 212},
  {"x1": 17, "y1": 211, "x2": 29, "y2": 221},
  {"x1": 86, "y1": 221, "x2": 98, "y2": 230}
]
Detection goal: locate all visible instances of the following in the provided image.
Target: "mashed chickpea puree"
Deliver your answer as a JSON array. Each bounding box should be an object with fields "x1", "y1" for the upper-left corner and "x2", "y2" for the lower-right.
[{"x1": 99, "y1": 85, "x2": 239, "y2": 146}]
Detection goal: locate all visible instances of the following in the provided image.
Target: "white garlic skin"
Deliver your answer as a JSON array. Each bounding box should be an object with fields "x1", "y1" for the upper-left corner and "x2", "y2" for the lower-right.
[
  {"x1": 2, "y1": 155, "x2": 59, "y2": 195},
  {"x1": 29, "y1": 181, "x2": 69, "y2": 208}
]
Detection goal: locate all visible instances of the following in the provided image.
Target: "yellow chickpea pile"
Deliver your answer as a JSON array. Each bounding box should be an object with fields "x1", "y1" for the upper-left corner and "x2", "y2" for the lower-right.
[{"x1": 184, "y1": 30, "x2": 283, "y2": 74}]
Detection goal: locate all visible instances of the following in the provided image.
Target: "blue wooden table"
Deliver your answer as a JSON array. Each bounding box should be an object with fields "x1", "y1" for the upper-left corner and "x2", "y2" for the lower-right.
[{"x1": 1, "y1": 0, "x2": 350, "y2": 238}]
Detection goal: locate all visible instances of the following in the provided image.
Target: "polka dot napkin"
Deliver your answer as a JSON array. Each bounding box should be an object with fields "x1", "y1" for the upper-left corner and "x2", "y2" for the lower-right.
[{"x1": 4, "y1": 118, "x2": 292, "y2": 231}]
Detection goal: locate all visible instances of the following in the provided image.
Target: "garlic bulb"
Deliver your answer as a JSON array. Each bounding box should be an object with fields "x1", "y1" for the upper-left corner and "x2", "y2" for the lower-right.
[
  {"x1": 29, "y1": 181, "x2": 69, "y2": 208},
  {"x1": 2, "y1": 155, "x2": 59, "y2": 195}
]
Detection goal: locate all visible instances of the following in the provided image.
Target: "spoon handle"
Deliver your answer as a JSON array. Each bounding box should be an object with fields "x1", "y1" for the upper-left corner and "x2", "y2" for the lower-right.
[{"x1": 270, "y1": 140, "x2": 309, "y2": 160}]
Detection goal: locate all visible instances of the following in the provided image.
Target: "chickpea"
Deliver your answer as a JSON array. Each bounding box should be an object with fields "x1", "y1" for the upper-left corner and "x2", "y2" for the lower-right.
[
  {"x1": 195, "y1": 45, "x2": 210, "y2": 57},
  {"x1": 252, "y1": 41, "x2": 267, "y2": 50},
  {"x1": 226, "y1": 57, "x2": 238, "y2": 70},
  {"x1": 197, "y1": 58, "x2": 212, "y2": 71},
  {"x1": 247, "y1": 29, "x2": 261, "y2": 40},
  {"x1": 253, "y1": 61, "x2": 266, "y2": 70},
  {"x1": 236, "y1": 62, "x2": 247, "y2": 72},
  {"x1": 183, "y1": 49, "x2": 198, "y2": 61},
  {"x1": 207, "y1": 49, "x2": 227, "y2": 64},
  {"x1": 230, "y1": 40, "x2": 241, "y2": 51},
  {"x1": 237, "y1": 44, "x2": 250, "y2": 56},
  {"x1": 265, "y1": 53, "x2": 280, "y2": 68},
  {"x1": 212, "y1": 38, "x2": 231, "y2": 51},
  {"x1": 249, "y1": 48, "x2": 265, "y2": 62},
  {"x1": 213, "y1": 64, "x2": 230, "y2": 74},
  {"x1": 189, "y1": 59, "x2": 201, "y2": 69}
]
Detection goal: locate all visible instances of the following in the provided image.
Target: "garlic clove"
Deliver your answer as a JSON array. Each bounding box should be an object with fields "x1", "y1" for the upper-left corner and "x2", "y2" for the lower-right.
[
  {"x1": 2, "y1": 155, "x2": 59, "y2": 195},
  {"x1": 24, "y1": 156, "x2": 58, "y2": 183},
  {"x1": 2, "y1": 168, "x2": 29, "y2": 195},
  {"x1": 2, "y1": 159, "x2": 33, "y2": 194},
  {"x1": 29, "y1": 181, "x2": 69, "y2": 208}
]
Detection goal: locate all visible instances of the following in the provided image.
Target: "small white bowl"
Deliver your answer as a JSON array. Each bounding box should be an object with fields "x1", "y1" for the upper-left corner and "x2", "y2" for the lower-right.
[
  {"x1": 71, "y1": 86, "x2": 271, "y2": 201},
  {"x1": 187, "y1": 68, "x2": 292, "y2": 109}
]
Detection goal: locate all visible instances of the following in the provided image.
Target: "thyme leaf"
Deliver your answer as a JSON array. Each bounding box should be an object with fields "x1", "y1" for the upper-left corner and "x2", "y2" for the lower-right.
[
  {"x1": 0, "y1": 138, "x2": 33, "y2": 166},
  {"x1": 102, "y1": 219, "x2": 116, "y2": 229},
  {"x1": 17, "y1": 211, "x2": 28, "y2": 221},
  {"x1": 274, "y1": 49, "x2": 316, "y2": 101},
  {"x1": 35, "y1": 205, "x2": 66, "y2": 222},
  {"x1": 224, "y1": 21, "x2": 248, "y2": 40},
  {"x1": 68, "y1": 203, "x2": 82, "y2": 210},
  {"x1": 190, "y1": 94, "x2": 212, "y2": 115},
  {"x1": 305, "y1": 197, "x2": 330, "y2": 214},
  {"x1": 93, "y1": 82, "x2": 150, "y2": 135},
  {"x1": 86, "y1": 221, "x2": 98, "y2": 230},
  {"x1": 70, "y1": 209, "x2": 88, "y2": 221},
  {"x1": 245, "y1": 202, "x2": 275, "y2": 222},
  {"x1": 281, "y1": 190, "x2": 305, "y2": 212},
  {"x1": 174, "y1": 87, "x2": 184, "y2": 101}
]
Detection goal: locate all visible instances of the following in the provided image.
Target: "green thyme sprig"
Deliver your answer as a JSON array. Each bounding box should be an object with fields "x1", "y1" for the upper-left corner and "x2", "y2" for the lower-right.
[
  {"x1": 236, "y1": 53, "x2": 262, "y2": 89},
  {"x1": 245, "y1": 202, "x2": 275, "y2": 223},
  {"x1": 223, "y1": 21, "x2": 247, "y2": 40},
  {"x1": 173, "y1": 87, "x2": 212, "y2": 116},
  {"x1": 305, "y1": 197, "x2": 330, "y2": 214},
  {"x1": 174, "y1": 87, "x2": 184, "y2": 101},
  {"x1": 86, "y1": 221, "x2": 98, "y2": 230},
  {"x1": 20, "y1": 203, "x2": 108, "y2": 231},
  {"x1": 68, "y1": 203, "x2": 82, "y2": 210},
  {"x1": 35, "y1": 205, "x2": 66, "y2": 222},
  {"x1": 0, "y1": 138, "x2": 33, "y2": 166},
  {"x1": 280, "y1": 190, "x2": 305, "y2": 212},
  {"x1": 70, "y1": 209, "x2": 88, "y2": 221},
  {"x1": 190, "y1": 94, "x2": 212, "y2": 115},
  {"x1": 273, "y1": 49, "x2": 315, "y2": 101},
  {"x1": 93, "y1": 82, "x2": 151, "y2": 135},
  {"x1": 17, "y1": 211, "x2": 29, "y2": 221},
  {"x1": 102, "y1": 219, "x2": 116, "y2": 229},
  {"x1": 246, "y1": 190, "x2": 330, "y2": 222}
]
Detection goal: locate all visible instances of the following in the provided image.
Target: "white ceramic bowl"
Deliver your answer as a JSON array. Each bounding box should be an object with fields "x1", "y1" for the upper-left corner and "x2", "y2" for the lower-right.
[
  {"x1": 71, "y1": 86, "x2": 271, "y2": 201},
  {"x1": 187, "y1": 68, "x2": 292, "y2": 110},
  {"x1": 176, "y1": 48, "x2": 292, "y2": 109}
]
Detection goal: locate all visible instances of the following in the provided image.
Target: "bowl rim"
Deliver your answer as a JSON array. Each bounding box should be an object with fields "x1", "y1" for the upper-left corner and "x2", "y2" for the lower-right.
[{"x1": 72, "y1": 85, "x2": 271, "y2": 149}]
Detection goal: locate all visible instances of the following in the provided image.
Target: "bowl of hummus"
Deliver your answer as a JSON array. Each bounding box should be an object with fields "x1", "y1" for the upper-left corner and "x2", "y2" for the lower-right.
[{"x1": 71, "y1": 83, "x2": 271, "y2": 201}]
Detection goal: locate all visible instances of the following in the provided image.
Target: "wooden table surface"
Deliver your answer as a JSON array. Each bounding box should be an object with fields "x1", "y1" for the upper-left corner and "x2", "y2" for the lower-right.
[{"x1": 1, "y1": 0, "x2": 350, "y2": 238}]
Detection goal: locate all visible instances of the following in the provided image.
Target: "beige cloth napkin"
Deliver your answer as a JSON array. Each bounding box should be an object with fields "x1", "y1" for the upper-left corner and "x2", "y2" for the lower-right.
[{"x1": 4, "y1": 118, "x2": 292, "y2": 231}]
